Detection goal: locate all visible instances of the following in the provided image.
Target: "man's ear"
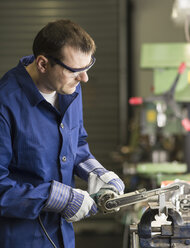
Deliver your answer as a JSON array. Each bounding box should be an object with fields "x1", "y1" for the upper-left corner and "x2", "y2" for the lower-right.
[{"x1": 36, "y1": 55, "x2": 48, "y2": 73}]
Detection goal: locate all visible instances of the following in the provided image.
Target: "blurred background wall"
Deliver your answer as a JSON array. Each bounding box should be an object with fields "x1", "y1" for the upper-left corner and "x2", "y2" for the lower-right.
[{"x1": 130, "y1": 0, "x2": 185, "y2": 99}]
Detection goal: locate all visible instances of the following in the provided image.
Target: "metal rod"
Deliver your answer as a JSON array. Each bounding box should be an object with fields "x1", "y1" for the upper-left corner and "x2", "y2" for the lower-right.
[{"x1": 130, "y1": 224, "x2": 138, "y2": 248}]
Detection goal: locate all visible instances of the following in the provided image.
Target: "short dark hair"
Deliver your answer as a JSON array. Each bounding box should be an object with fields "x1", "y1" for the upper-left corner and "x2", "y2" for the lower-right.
[{"x1": 32, "y1": 19, "x2": 96, "y2": 59}]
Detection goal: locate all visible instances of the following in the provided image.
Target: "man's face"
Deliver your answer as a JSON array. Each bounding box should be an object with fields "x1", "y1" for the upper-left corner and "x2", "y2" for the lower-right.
[{"x1": 44, "y1": 46, "x2": 93, "y2": 95}]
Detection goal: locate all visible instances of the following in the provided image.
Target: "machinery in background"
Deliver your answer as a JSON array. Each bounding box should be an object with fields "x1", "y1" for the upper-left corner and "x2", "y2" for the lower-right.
[
  {"x1": 124, "y1": 43, "x2": 190, "y2": 184},
  {"x1": 129, "y1": 61, "x2": 188, "y2": 165}
]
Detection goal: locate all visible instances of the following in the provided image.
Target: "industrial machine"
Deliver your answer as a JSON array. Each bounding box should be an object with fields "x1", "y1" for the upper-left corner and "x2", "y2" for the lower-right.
[
  {"x1": 93, "y1": 181, "x2": 190, "y2": 248},
  {"x1": 124, "y1": 43, "x2": 190, "y2": 183}
]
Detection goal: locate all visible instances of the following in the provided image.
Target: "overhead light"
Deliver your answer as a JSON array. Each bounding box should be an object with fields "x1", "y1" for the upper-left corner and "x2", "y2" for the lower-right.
[{"x1": 171, "y1": 0, "x2": 190, "y2": 25}]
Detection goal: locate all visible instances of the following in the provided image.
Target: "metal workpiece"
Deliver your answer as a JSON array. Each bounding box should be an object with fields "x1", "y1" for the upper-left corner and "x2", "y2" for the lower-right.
[{"x1": 129, "y1": 224, "x2": 138, "y2": 248}]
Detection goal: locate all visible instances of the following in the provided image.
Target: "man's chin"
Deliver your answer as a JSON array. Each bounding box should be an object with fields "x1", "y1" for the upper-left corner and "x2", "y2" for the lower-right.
[{"x1": 59, "y1": 86, "x2": 76, "y2": 95}]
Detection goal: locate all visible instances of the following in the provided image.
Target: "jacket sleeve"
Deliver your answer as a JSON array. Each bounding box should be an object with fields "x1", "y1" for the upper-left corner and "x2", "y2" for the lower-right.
[{"x1": 0, "y1": 111, "x2": 50, "y2": 220}]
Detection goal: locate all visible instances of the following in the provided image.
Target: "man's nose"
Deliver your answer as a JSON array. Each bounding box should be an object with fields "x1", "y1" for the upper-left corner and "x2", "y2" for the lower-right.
[{"x1": 76, "y1": 71, "x2": 89, "y2": 83}]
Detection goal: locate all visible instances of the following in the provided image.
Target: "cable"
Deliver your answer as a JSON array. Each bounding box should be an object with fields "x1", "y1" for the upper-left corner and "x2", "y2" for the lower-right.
[{"x1": 38, "y1": 214, "x2": 57, "y2": 248}]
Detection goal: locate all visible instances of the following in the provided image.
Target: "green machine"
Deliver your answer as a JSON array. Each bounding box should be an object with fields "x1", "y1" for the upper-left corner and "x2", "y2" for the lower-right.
[
  {"x1": 140, "y1": 43, "x2": 190, "y2": 136},
  {"x1": 132, "y1": 43, "x2": 190, "y2": 183},
  {"x1": 141, "y1": 43, "x2": 190, "y2": 102}
]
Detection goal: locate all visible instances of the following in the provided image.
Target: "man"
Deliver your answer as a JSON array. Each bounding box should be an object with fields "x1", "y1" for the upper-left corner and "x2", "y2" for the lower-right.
[{"x1": 0, "y1": 19, "x2": 124, "y2": 248}]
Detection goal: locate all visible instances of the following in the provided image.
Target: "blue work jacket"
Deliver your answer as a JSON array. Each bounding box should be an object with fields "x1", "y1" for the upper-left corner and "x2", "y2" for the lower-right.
[{"x1": 0, "y1": 55, "x2": 94, "y2": 248}]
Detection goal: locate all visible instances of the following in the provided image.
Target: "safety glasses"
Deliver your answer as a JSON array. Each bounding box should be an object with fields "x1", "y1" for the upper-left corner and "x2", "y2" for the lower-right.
[{"x1": 46, "y1": 55, "x2": 96, "y2": 73}]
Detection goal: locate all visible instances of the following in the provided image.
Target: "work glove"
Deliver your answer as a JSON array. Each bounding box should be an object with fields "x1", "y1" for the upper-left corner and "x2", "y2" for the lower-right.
[
  {"x1": 88, "y1": 167, "x2": 125, "y2": 195},
  {"x1": 61, "y1": 188, "x2": 97, "y2": 222},
  {"x1": 44, "y1": 181, "x2": 98, "y2": 223}
]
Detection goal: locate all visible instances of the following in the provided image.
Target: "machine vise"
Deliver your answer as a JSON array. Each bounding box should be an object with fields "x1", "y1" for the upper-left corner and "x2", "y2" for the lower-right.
[
  {"x1": 93, "y1": 181, "x2": 190, "y2": 248},
  {"x1": 130, "y1": 181, "x2": 190, "y2": 248}
]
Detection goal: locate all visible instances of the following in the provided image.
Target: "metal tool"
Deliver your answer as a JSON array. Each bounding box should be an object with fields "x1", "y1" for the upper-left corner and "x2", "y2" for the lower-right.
[{"x1": 93, "y1": 184, "x2": 180, "y2": 214}]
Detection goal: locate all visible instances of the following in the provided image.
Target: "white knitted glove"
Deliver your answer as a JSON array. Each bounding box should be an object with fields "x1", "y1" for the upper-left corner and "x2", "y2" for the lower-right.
[
  {"x1": 44, "y1": 181, "x2": 98, "y2": 223},
  {"x1": 88, "y1": 168, "x2": 125, "y2": 195},
  {"x1": 61, "y1": 188, "x2": 98, "y2": 223}
]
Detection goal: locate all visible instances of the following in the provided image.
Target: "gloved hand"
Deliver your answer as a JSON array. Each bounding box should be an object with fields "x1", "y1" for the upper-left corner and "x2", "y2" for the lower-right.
[
  {"x1": 88, "y1": 168, "x2": 125, "y2": 195},
  {"x1": 61, "y1": 188, "x2": 98, "y2": 223},
  {"x1": 44, "y1": 181, "x2": 98, "y2": 223}
]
